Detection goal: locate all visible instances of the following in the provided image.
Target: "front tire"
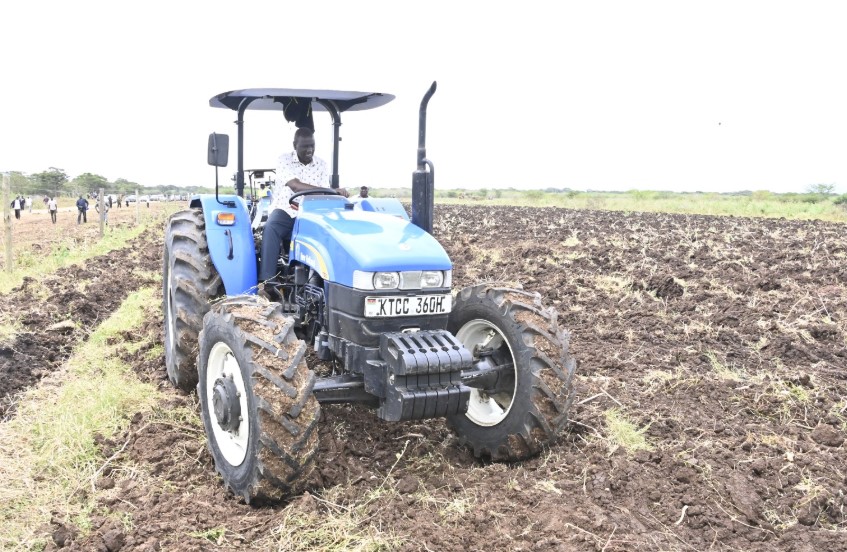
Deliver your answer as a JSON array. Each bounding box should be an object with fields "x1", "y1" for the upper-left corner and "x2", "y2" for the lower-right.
[
  {"x1": 198, "y1": 297, "x2": 320, "y2": 503},
  {"x1": 163, "y1": 209, "x2": 223, "y2": 391},
  {"x1": 447, "y1": 285, "x2": 577, "y2": 461}
]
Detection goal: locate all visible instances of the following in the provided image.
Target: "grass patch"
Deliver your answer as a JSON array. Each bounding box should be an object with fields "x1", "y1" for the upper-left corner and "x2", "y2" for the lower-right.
[
  {"x1": 259, "y1": 497, "x2": 402, "y2": 551},
  {"x1": 189, "y1": 526, "x2": 227, "y2": 545},
  {"x1": 0, "y1": 310, "x2": 22, "y2": 345},
  {"x1": 0, "y1": 288, "x2": 161, "y2": 549},
  {"x1": 604, "y1": 408, "x2": 653, "y2": 454},
  {"x1": 705, "y1": 350, "x2": 744, "y2": 382}
]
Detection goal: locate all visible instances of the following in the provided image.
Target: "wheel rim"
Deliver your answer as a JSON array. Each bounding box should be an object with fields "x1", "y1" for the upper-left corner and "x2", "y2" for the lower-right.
[
  {"x1": 456, "y1": 319, "x2": 517, "y2": 426},
  {"x1": 206, "y1": 342, "x2": 250, "y2": 466}
]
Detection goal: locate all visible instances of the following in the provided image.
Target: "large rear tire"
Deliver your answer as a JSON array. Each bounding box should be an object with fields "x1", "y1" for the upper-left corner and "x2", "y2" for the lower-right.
[
  {"x1": 163, "y1": 209, "x2": 223, "y2": 391},
  {"x1": 198, "y1": 297, "x2": 320, "y2": 503},
  {"x1": 447, "y1": 284, "x2": 577, "y2": 461}
]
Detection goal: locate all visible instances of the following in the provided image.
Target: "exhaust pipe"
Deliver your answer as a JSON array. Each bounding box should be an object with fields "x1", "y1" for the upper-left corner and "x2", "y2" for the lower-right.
[{"x1": 412, "y1": 81, "x2": 437, "y2": 233}]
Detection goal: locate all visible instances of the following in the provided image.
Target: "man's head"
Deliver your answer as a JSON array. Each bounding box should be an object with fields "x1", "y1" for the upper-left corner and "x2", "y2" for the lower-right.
[
  {"x1": 293, "y1": 127, "x2": 316, "y2": 165},
  {"x1": 360, "y1": 186, "x2": 369, "y2": 198}
]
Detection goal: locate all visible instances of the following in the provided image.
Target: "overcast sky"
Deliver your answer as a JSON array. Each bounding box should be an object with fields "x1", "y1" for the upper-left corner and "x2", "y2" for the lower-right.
[{"x1": 2, "y1": 1, "x2": 845, "y2": 193}]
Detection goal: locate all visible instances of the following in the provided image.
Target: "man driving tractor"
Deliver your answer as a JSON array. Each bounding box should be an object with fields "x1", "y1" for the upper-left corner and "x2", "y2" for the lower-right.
[{"x1": 258, "y1": 127, "x2": 349, "y2": 295}]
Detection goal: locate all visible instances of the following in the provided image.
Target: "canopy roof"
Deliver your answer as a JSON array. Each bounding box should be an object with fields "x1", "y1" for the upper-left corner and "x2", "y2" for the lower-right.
[
  {"x1": 210, "y1": 88, "x2": 394, "y2": 112},
  {"x1": 210, "y1": 88, "x2": 394, "y2": 130}
]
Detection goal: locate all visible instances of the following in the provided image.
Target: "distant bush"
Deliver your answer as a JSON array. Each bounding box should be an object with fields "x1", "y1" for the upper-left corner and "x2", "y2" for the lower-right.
[
  {"x1": 751, "y1": 190, "x2": 772, "y2": 201},
  {"x1": 807, "y1": 183, "x2": 836, "y2": 195},
  {"x1": 834, "y1": 194, "x2": 847, "y2": 206},
  {"x1": 800, "y1": 194, "x2": 826, "y2": 204},
  {"x1": 524, "y1": 190, "x2": 544, "y2": 200},
  {"x1": 627, "y1": 190, "x2": 675, "y2": 201}
]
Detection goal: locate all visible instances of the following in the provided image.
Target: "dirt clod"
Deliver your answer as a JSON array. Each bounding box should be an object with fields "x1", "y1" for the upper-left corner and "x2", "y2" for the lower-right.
[
  {"x1": 102, "y1": 528, "x2": 125, "y2": 552},
  {"x1": 811, "y1": 424, "x2": 845, "y2": 448}
]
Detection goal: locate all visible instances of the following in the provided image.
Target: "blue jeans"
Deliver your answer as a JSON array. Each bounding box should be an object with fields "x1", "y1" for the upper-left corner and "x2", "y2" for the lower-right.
[{"x1": 259, "y1": 210, "x2": 295, "y2": 281}]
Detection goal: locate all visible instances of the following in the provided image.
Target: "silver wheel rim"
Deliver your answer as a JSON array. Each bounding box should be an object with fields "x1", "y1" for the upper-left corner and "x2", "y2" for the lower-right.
[
  {"x1": 206, "y1": 342, "x2": 250, "y2": 466},
  {"x1": 456, "y1": 319, "x2": 517, "y2": 426}
]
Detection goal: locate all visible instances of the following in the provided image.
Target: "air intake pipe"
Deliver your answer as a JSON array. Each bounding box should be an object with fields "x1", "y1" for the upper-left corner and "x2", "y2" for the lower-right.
[{"x1": 411, "y1": 81, "x2": 437, "y2": 234}]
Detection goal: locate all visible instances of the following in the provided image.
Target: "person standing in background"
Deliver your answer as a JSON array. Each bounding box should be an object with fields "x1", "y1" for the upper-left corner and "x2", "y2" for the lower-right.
[
  {"x1": 12, "y1": 196, "x2": 22, "y2": 219},
  {"x1": 48, "y1": 197, "x2": 58, "y2": 224},
  {"x1": 76, "y1": 195, "x2": 89, "y2": 224}
]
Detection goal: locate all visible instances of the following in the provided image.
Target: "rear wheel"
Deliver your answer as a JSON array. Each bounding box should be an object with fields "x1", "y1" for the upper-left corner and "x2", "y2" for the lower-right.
[
  {"x1": 198, "y1": 297, "x2": 320, "y2": 503},
  {"x1": 163, "y1": 209, "x2": 223, "y2": 391},
  {"x1": 447, "y1": 284, "x2": 576, "y2": 461}
]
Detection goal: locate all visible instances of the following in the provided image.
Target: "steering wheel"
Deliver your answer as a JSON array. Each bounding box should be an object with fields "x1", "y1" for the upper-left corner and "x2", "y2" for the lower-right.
[{"x1": 288, "y1": 188, "x2": 343, "y2": 206}]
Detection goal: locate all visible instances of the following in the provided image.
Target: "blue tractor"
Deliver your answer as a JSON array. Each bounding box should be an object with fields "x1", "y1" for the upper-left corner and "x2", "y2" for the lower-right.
[{"x1": 163, "y1": 83, "x2": 577, "y2": 502}]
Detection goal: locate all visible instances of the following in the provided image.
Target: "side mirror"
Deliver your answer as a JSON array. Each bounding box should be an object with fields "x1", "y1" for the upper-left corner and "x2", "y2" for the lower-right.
[{"x1": 207, "y1": 133, "x2": 229, "y2": 167}]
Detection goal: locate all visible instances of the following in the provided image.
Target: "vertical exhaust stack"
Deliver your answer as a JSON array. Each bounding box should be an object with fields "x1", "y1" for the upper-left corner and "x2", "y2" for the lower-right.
[{"x1": 412, "y1": 81, "x2": 437, "y2": 234}]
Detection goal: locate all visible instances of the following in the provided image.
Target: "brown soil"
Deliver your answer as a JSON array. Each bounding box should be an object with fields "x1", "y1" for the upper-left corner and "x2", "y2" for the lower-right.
[
  {"x1": 3, "y1": 205, "x2": 846, "y2": 551},
  {"x1": 0, "y1": 201, "x2": 165, "y2": 271}
]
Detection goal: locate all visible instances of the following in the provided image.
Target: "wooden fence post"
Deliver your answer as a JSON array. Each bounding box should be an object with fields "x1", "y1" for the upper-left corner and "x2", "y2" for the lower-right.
[
  {"x1": 135, "y1": 188, "x2": 139, "y2": 226},
  {"x1": 99, "y1": 187, "x2": 105, "y2": 237},
  {"x1": 3, "y1": 173, "x2": 12, "y2": 273}
]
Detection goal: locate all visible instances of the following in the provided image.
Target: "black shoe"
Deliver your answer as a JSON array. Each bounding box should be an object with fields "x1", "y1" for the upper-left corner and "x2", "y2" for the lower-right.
[{"x1": 258, "y1": 283, "x2": 282, "y2": 302}]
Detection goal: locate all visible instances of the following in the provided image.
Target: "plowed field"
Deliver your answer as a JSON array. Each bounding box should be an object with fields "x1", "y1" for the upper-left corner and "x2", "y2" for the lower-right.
[{"x1": 2, "y1": 204, "x2": 845, "y2": 551}]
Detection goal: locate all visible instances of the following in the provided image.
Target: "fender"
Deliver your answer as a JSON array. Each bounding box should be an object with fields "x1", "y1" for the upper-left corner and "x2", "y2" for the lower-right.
[{"x1": 189, "y1": 194, "x2": 258, "y2": 295}]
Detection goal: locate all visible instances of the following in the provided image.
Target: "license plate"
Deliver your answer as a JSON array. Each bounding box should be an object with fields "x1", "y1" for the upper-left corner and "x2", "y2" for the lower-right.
[{"x1": 365, "y1": 294, "x2": 452, "y2": 318}]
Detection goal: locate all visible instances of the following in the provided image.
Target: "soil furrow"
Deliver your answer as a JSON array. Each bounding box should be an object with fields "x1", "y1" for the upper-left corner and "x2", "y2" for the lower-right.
[
  {"x1": 18, "y1": 205, "x2": 847, "y2": 551},
  {"x1": 0, "y1": 227, "x2": 162, "y2": 418}
]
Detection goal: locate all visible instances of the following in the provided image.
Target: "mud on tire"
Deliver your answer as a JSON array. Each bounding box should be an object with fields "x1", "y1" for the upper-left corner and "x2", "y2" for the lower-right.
[
  {"x1": 198, "y1": 297, "x2": 320, "y2": 503},
  {"x1": 163, "y1": 209, "x2": 223, "y2": 391},
  {"x1": 447, "y1": 284, "x2": 577, "y2": 461}
]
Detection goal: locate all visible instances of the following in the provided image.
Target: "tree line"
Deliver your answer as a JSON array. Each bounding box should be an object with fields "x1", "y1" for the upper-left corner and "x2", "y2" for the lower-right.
[{"x1": 4, "y1": 168, "x2": 211, "y2": 198}]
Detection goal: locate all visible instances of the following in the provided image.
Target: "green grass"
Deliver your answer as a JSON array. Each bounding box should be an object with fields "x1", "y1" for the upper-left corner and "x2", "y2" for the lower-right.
[
  {"x1": 0, "y1": 288, "x2": 161, "y2": 550},
  {"x1": 604, "y1": 408, "x2": 653, "y2": 454}
]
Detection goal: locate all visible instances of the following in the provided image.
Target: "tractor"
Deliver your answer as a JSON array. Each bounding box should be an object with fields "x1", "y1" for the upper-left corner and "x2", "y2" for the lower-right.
[{"x1": 162, "y1": 83, "x2": 577, "y2": 503}]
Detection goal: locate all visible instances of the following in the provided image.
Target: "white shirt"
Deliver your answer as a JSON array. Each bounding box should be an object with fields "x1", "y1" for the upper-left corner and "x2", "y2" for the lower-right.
[
  {"x1": 48, "y1": 199, "x2": 57, "y2": 210},
  {"x1": 270, "y1": 150, "x2": 330, "y2": 218},
  {"x1": 12, "y1": 199, "x2": 21, "y2": 209}
]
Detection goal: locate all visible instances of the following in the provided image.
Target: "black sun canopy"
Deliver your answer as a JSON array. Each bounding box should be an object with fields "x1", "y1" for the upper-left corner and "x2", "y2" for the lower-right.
[{"x1": 210, "y1": 88, "x2": 395, "y2": 130}]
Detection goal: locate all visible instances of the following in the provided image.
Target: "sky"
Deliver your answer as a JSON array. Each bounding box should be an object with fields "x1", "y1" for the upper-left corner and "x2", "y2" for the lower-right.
[{"x1": 1, "y1": 1, "x2": 846, "y2": 194}]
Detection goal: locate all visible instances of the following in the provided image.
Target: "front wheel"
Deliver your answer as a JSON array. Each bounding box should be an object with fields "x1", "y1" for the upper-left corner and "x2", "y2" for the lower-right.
[
  {"x1": 447, "y1": 285, "x2": 577, "y2": 461},
  {"x1": 198, "y1": 297, "x2": 320, "y2": 503}
]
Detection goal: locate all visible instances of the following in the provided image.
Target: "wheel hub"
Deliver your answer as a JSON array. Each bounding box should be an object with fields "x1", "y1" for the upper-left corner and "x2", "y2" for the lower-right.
[{"x1": 212, "y1": 376, "x2": 241, "y2": 432}]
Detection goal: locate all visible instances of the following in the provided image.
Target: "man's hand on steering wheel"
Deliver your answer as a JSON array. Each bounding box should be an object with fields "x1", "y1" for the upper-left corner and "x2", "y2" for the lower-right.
[{"x1": 288, "y1": 187, "x2": 349, "y2": 209}]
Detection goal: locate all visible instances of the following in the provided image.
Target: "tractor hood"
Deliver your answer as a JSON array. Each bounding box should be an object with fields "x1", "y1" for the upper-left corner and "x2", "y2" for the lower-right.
[{"x1": 291, "y1": 197, "x2": 451, "y2": 287}]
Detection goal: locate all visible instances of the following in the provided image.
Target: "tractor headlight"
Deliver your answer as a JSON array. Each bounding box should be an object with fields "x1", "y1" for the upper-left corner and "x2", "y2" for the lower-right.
[
  {"x1": 421, "y1": 270, "x2": 444, "y2": 288},
  {"x1": 373, "y1": 272, "x2": 400, "y2": 289}
]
